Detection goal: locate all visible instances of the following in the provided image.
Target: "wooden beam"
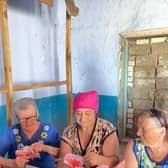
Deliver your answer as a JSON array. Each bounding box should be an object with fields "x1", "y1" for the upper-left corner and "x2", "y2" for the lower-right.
[
  {"x1": 13, "y1": 81, "x2": 67, "y2": 91},
  {"x1": 0, "y1": 87, "x2": 7, "y2": 93},
  {"x1": 66, "y1": 11, "x2": 73, "y2": 125},
  {"x1": 65, "y1": 0, "x2": 79, "y2": 16},
  {"x1": 39, "y1": 0, "x2": 53, "y2": 6},
  {"x1": 120, "y1": 27, "x2": 168, "y2": 39},
  {"x1": 0, "y1": 0, "x2": 14, "y2": 126},
  {"x1": 0, "y1": 81, "x2": 67, "y2": 94}
]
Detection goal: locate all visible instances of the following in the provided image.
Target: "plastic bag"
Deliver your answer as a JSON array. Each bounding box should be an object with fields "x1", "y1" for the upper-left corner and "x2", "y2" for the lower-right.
[
  {"x1": 64, "y1": 153, "x2": 83, "y2": 168},
  {"x1": 15, "y1": 146, "x2": 40, "y2": 158}
]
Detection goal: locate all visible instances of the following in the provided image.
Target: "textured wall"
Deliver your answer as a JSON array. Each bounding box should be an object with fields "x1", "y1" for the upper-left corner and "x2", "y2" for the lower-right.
[
  {"x1": 0, "y1": 0, "x2": 67, "y2": 105},
  {"x1": 71, "y1": 0, "x2": 168, "y2": 95},
  {"x1": 126, "y1": 39, "x2": 168, "y2": 137}
]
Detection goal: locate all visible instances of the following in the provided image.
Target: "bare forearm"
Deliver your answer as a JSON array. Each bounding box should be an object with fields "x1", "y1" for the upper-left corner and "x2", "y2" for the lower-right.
[
  {"x1": 57, "y1": 160, "x2": 65, "y2": 168},
  {"x1": 0, "y1": 157, "x2": 17, "y2": 167},
  {"x1": 43, "y1": 145, "x2": 59, "y2": 157},
  {"x1": 96, "y1": 155, "x2": 119, "y2": 167}
]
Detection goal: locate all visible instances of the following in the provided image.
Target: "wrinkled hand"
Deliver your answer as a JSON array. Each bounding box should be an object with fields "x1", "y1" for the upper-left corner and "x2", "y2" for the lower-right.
[
  {"x1": 15, "y1": 156, "x2": 29, "y2": 168},
  {"x1": 84, "y1": 152, "x2": 99, "y2": 167},
  {"x1": 31, "y1": 142, "x2": 45, "y2": 153}
]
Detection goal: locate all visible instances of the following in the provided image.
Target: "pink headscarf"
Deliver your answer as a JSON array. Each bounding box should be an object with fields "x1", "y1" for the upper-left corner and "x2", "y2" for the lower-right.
[{"x1": 73, "y1": 90, "x2": 99, "y2": 113}]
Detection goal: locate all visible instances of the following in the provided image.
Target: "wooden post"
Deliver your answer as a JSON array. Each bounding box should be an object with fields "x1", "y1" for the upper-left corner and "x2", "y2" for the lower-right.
[
  {"x1": 39, "y1": 0, "x2": 53, "y2": 6},
  {"x1": 0, "y1": 0, "x2": 14, "y2": 126},
  {"x1": 122, "y1": 39, "x2": 128, "y2": 138},
  {"x1": 66, "y1": 10, "x2": 73, "y2": 125}
]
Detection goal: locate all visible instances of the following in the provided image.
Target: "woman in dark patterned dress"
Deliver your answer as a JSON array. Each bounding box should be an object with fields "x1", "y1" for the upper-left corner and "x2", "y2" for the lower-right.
[{"x1": 58, "y1": 90, "x2": 119, "y2": 168}]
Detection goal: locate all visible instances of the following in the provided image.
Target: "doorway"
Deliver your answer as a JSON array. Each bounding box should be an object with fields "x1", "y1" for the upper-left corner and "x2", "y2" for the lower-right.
[{"x1": 118, "y1": 28, "x2": 168, "y2": 138}]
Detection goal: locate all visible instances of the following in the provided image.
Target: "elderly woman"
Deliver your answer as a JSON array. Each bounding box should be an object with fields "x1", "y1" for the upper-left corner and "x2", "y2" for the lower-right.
[
  {"x1": 58, "y1": 90, "x2": 119, "y2": 168},
  {"x1": 0, "y1": 97, "x2": 60, "y2": 168},
  {"x1": 124, "y1": 108, "x2": 168, "y2": 168}
]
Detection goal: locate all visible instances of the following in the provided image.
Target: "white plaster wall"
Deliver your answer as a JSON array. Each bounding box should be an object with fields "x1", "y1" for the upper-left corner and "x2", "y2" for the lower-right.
[
  {"x1": 1, "y1": 0, "x2": 168, "y2": 104},
  {"x1": 71, "y1": 0, "x2": 168, "y2": 95},
  {"x1": 0, "y1": 0, "x2": 67, "y2": 103}
]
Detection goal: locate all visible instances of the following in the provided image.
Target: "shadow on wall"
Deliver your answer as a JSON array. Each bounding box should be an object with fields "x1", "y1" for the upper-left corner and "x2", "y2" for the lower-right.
[
  {"x1": 0, "y1": 94, "x2": 118, "y2": 135},
  {"x1": 8, "y1": 0, "x2": 36, "y2": 14}
]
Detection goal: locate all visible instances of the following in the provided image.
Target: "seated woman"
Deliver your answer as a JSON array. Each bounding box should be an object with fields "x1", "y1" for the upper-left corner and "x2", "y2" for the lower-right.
[
  {"x1": 0, "y1": 97, "x2": 60, "y2": 168},
  {"x1": 58, "y1": 90, "x2": 119, "y2": 168},
  {"x1": 124, "y1": 108, "x2": 168, "y2": 168}
]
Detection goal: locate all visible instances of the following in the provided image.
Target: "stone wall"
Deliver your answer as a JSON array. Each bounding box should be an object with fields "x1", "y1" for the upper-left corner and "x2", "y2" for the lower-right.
[{"x1": 126, "y1": 38, "x2": 168, "y2": 137}]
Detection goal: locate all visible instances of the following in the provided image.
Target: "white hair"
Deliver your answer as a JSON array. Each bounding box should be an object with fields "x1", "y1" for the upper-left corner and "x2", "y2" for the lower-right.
[{"x1": 14, "y1": 97, "x2": 39, "y2": 117}]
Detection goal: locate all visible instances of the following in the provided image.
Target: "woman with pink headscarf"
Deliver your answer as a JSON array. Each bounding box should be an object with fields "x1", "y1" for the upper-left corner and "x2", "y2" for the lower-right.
[{"x1": 58, "y1": 90, "x2": 119, "y2": 168}]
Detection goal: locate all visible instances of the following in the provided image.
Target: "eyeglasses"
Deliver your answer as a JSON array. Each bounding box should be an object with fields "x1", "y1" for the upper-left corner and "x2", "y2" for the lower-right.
[{"x1": 18, "y1": 115, "x2": 37, "y2": 124}]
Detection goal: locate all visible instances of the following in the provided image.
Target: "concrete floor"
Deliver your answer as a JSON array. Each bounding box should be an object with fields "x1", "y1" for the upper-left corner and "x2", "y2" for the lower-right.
[
  {"x1": 119, "y1": 142, "x2": 126, "y2": 159},
  {"x1": 119, "y1": 137, "x2": 130, "y2": 159}
]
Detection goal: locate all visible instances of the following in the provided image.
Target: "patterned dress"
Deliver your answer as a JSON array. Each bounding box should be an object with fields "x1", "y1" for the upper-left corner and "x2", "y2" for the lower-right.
[
  {"x1": 61, "y1": 117, "x2": 116, "y2": 167},
  {"x1": 133, "y1": 138, "x2": 168, "y2": 168}
]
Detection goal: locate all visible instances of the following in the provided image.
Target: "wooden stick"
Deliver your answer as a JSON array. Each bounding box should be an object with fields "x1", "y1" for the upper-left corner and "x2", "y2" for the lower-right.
[
  {"x1": 0, "y1": 87, "x2": 7, "y2": 93},
  {"x1": 0, "y1": 0, "x2": 14, "y2": 126},
  {"x1": 66, "y1": 11, "x2": 73, "y2": 125},
  {"x1": 120, "y1": 27, "x2": 168, "y2": 39},
  {"x1": 0, "y1": 81, "x2": 67, "y2": 93},
  {"x1": 39, "y1": 0, "x2": 53, "y2": 6},
  {"x1": 14, "y1": 81, "x2": 67, "y2": 91}
]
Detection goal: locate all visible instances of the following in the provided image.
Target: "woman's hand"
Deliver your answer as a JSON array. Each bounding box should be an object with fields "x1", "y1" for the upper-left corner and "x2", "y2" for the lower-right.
[
  {"x1": 31, "y1": 142, "x2": 59, "y2": 157},
  {"x1": 15, "y1": 156, "x2": 29, "y2": 168},
  {"x1": 84, "y1": 152, "x2": 100, "y2": 167},
  {"x1": 31, "y1": 142, "x2": 45, "y2": 152}
]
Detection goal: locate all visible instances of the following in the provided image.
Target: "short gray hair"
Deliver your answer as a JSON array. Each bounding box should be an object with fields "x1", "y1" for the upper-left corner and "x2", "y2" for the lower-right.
[
  {"x1": 136, "y1": 108, "x2": 166, "y2": 128},
  {"x1": 14, "y1": 97, "x2": 39, "y2": 117}
]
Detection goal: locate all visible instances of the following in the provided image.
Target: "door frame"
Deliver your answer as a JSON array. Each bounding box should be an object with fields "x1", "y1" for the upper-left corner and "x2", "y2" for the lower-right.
[{"x1": 118, "y1": 27, "x2": 168, "y2": 139}]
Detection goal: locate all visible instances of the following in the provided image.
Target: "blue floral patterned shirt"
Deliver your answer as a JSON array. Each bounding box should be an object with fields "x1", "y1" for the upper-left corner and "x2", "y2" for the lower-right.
[
  {"x1": 0, "y1": 121, "x2": 60, "y2": 168},
  {"x1": 133, "y1": 138, "x2": 168, "y2": 168}
]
